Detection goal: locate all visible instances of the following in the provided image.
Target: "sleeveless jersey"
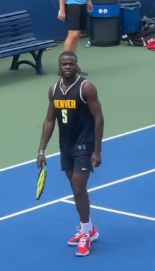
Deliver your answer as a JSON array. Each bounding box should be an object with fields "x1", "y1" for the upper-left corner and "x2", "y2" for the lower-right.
[{"x1": 53, "y1": 76, "x2": 95, "y2": 156}]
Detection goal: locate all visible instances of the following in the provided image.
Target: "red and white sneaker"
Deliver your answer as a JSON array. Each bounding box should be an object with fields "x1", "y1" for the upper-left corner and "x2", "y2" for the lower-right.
[
  {"x1": 76, "y1": 233, "x2": 91, "y2": 257},
  {"x1": 68, "y1": 226, "x2": 99, "y2": 246}
]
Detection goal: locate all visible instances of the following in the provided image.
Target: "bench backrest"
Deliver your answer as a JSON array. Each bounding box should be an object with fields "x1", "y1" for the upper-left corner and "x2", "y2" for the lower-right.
[{"x1": 0, "y1": 10, "x2": 36, "y2": 48}]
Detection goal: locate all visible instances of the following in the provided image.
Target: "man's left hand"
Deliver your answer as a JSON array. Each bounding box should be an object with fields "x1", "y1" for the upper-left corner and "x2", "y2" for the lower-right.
[
  {"x1": 91, "y1": 152, "x2": 101, "y2": 168},
  {"x1": 87, "y1": 0, "x2": 93, "y2": 13}
]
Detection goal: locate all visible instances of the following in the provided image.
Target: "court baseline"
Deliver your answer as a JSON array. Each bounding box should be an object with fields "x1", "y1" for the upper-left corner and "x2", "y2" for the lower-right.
[
  {"x1": 0, "y1": 168, "x2": 154, "y2": 222},
  {"x1": 62, "y1": 199, "x2": 155, "y2": 222},
  {"x1": 0, "y1": 123, "x2": 155, "y2": 173},
  {"x1": 0, "y1": 124, "x2": 154, "y2": 223}
]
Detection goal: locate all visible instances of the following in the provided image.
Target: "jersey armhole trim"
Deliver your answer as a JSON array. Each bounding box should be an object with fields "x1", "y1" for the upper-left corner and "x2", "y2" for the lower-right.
[
  {"x1": 80, "y1": 80, "x2": 87, "y2": 104},
  {"x1": 52, "y1": 82, "x2": 57, "y2": 96}
]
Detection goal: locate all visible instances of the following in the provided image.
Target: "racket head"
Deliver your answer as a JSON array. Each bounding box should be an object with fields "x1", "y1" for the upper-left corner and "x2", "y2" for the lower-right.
[{"x1": 36, "y1": 165, "x2": 47, "y2": 200}]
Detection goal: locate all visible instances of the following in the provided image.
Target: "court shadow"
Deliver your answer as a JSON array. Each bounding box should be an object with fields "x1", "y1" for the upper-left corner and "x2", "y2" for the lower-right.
[{"x1": 0, "y1": 65, "x2": 57, "y2": 88}]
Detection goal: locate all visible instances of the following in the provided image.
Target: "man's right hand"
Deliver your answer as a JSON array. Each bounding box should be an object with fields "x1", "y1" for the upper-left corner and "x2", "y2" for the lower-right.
[
  {"x1": 58, "y1": 10, "x2": 65, "y2": 21},
  {"x1": 37, "y1": 154, "x2": 47, "y2": 168}
]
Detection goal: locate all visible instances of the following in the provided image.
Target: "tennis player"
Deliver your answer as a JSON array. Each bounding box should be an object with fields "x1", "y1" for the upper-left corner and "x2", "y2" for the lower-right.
[
  {"x1": 57, "y1": 0, "x2": 93, "y2": 75},
  {"x1": 37, "y1": 51, "x2": 104, "y2": 257}
]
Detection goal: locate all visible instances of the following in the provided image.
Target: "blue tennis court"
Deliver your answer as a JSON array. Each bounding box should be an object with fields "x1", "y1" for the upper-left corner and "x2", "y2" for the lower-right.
[{"x1": 0, "y1": 125, "x2": 155, "y2": 271}]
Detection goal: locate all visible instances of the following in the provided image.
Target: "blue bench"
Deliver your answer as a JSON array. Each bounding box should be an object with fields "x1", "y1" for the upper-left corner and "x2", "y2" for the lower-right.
[{"x1": 0, "y1": 10, "x2": 57, "y2": 75}]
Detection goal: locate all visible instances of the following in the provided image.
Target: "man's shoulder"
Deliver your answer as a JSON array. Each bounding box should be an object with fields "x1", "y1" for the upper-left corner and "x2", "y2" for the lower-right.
[
  {"x1": 50, "y1": 79, "x2": 61, "y2": 93},
  {"x1": 48, "y1": 80, "x2": 60, "y2": 100},
  {"x1": 81, "y1": 79, "x2": 96, "y2": 91}
]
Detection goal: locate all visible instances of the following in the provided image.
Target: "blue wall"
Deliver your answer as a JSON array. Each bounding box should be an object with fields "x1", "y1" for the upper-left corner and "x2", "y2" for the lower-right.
[
  {"x1": 140, "y1": 0, "x2": 155, "y2": 19},
  {"x1": 0, "y1": 0, "x2": 67, "y2": 40},
  {"x1": 0, "y1": 0, "x2": 154, "y2": 40}
]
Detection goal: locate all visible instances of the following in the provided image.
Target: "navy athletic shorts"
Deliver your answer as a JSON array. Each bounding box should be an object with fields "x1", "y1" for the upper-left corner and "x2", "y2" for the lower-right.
[
  {"x1": 60, "y1": 153, "x2": 93, "y2": 173},
  {"x1": 65, "y1": 4, "x2": 87, "y2": 31}
]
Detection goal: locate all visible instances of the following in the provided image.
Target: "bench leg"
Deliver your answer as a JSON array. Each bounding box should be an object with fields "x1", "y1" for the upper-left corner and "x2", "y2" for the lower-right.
[
  {"x1": 32, "y1": 49, "x2": 45, "y2": 75},
  {"x1": 10, "y1": 54, "x2": 36, "y2": 72},
  {"x1": 10, "y1": 55, "x2": 20, "y2": 70},
  {"x1": 10, "y1": 49, "x2": 46, "y2": 75}
]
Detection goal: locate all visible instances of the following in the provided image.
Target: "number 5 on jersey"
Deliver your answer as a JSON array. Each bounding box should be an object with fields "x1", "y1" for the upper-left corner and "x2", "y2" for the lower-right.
[{"x1": 62, "y1": 109, "x2": 68, "y2": 123}]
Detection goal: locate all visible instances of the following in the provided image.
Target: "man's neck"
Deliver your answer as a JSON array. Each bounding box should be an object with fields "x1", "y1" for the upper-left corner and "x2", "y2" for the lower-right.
[{"x1": 62, "y1": 74, "x2": 78, "y2": 87}]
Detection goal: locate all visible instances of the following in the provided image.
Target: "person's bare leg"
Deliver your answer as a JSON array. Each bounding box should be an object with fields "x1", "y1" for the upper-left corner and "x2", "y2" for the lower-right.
[
  {"x1": 70, "y1": 171, "x2": 91, "y2": 224},
  {"x1": 64, "y1": 30, "x2": 81, "y2": 53},
  {"x1": 65, "y1": 166, "x2": 99, "y2": 255},
  {"x1": 66, "y1": 171, "x2": 91, "y2": 225}
]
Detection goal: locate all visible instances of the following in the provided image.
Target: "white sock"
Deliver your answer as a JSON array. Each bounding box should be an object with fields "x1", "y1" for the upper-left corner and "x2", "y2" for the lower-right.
[{"x1": 80, "y1": 220, "x2": 93, "y2": 234}]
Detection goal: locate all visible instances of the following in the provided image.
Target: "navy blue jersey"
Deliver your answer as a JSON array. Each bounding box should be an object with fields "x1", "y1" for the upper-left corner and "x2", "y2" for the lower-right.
[{"x1": 53, "y1": 76, "x2": 95, "y2": 156}]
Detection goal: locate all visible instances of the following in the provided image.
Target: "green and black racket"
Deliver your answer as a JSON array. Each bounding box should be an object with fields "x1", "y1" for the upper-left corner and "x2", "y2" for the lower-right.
[{"x1": 36, "y1": 164, "x2": 47, "y2": 200}]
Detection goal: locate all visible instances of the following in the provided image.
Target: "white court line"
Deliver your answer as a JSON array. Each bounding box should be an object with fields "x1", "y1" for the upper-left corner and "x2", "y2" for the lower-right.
[
  {"x1": 0, "y1": 168, "x2": 154, "y2": 222},
  {"x1": 85, "y1": 168, "x2": 155, "y2": 193},
  {"x1": 0, "y1": 123, "x2": 155, "y2": 173},
  {"x1": 62, "y1": 199, "x2": 155, "y2": 222}
]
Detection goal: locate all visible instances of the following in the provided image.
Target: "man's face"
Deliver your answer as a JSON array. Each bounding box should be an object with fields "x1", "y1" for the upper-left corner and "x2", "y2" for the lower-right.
[{"x1": 59, "y1": 55, "x2": 77, "y2": 78}]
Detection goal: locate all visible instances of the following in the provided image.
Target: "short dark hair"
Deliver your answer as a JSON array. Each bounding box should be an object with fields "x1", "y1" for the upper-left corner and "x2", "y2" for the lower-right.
[{"x1": 59, "y1": 51, "x2": 77, "y2": 63}]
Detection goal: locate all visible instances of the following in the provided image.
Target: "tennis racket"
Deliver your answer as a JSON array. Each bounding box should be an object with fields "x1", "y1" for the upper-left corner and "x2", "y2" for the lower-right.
[{"x1": 36, "y1": 164, "x2": 47, "y2": 200}]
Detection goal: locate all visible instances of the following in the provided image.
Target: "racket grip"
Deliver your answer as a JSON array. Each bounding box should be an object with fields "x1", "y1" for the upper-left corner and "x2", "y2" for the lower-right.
[{"x1": 42, "y1": 163, "x2": 47, "y2": 170}]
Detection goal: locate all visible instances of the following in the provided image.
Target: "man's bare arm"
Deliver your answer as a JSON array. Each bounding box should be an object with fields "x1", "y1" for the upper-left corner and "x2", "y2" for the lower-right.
[
  {"x1": 38, "y1": 87, "x2": 56, "y2": 153},
  {"x1": 82, "y1": 81, "x2": 104, "y2": 155},
  {"x1": 58, "y1": 0, "x2": 65, "y2": 11}
]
